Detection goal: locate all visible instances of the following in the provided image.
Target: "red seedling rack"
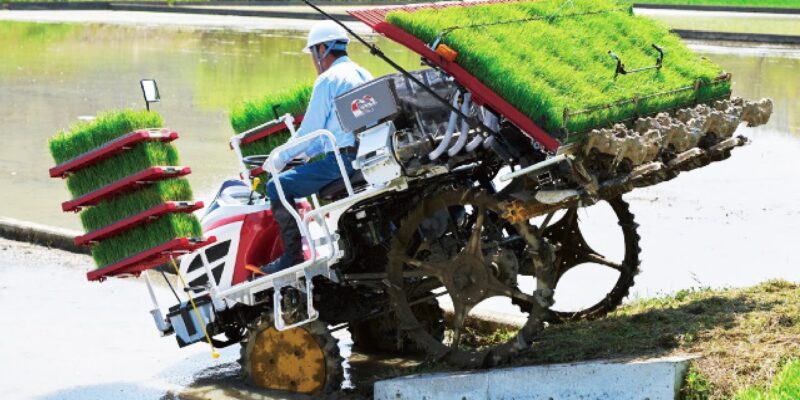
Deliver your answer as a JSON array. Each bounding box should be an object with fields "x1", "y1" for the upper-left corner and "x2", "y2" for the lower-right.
[
  {"x1": 348, "y1": 1, "x2": 561, "y2": 151},
  {"x1": 49, "y1": 129, "x2": 179, "y2": 178},
  {"x1": 247, "y1": 166, "x2": 265, "y2": 178},
  {"x1": 86, "y1": 236, "x2": 217, "y2": 282},
  {"x1": 61, "y1": 166, "x2": 192, "y2": 212},
  {"x1": 239, "y1": 115, "x2": 305, "y2": 147},
  {"x1": 74, "y1": 201, "x2": 204, "y2": 246}
]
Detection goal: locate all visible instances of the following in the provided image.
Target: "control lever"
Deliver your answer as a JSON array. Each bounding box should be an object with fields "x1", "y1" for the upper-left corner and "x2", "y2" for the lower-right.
[{"x1": 248, "y1": 177, "x2": 261, "y2": 205}]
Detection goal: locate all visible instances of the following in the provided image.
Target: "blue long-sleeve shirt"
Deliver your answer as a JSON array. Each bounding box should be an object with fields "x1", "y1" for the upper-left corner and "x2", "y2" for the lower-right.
[{"x1": 280, "y1": 56, "x2": 373, "y2": 163}]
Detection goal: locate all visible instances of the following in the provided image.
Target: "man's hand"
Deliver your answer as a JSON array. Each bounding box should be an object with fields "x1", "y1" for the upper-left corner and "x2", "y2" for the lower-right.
[{"x1": 266, "y1": 155, "x2": 288, "y2": 173}]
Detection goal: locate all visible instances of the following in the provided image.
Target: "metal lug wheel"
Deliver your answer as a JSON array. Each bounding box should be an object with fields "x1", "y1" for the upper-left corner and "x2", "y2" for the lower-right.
[
  {"x1": 535, "y1": 195, "x2": 641, "y2": 323},
  {"x1": 386, "y1": 188, "x2": 553, "y2": 368}
]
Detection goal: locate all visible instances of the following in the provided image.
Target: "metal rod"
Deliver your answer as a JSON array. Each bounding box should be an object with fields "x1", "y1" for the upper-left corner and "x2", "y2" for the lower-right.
[
  {"x1": 160, "y1": 269, "x2": 181, "y2": 302},
  {"x1": 499, "y1": 154, "x2": 567, "y2": 182}
]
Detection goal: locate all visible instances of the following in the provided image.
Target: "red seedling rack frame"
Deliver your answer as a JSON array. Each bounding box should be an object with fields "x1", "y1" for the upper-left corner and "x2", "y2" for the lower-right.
[
  {"x1": 348, "y1": 1, "x2": 561, "y2": 152},
  {"x1": 239, "y1": 115, "x2": 305, "y2": 147},
  {"x1": 86, "y1": 236, "x2": 217, "y2": 282},
  {"x1": 61, "y1": 166, "x2": 192, "y2": 212},
  {"x1": 247, "y1": 166, "x2": 265, "y2": 179},
  {"x1": 74, "y1": 201, "x2": 204, "y2": 246},
  {"x1": 49, "y1": 129, "x2": 179, "y2": 178}
]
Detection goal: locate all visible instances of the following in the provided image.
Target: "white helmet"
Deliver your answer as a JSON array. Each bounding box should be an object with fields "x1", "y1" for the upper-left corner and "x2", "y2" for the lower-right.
[{"x1": 303, "y1": 21, "x2": 350, "y2": 53}]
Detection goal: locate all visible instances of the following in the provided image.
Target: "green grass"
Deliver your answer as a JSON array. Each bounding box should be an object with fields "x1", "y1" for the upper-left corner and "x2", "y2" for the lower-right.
[
  {"x1": 386, "y1": 0, "x2": 731, "y2": 139},
  {"x1": 624, "y1": 0, "x2": 800, "y2": 9},
  {"x1": 735, "y1": 360, "x2": 800, "y2": 400},
  {"x1": 49, "y1": 110, "x2": 202, "y2": 268},
  {"x1": 229, "y1": 82, "x2": 312, "y2": 157},
  {"x1": 520, "y1": 281, "x2": 800, "y2": 399}
]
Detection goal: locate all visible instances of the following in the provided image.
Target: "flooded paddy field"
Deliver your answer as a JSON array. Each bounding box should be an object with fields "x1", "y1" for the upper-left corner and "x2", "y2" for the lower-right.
[{"x1": 639, "y1": 8, "x2": 800, "y2": 36}]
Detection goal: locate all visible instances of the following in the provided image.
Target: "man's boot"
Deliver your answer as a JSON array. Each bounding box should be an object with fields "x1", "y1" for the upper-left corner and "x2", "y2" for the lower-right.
[{"x1": 261, "y1": 203, "x2": 305, "y2": 274}]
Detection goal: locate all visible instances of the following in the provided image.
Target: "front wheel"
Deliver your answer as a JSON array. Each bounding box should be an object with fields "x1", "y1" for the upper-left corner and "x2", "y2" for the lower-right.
[{"x1": 239, "y1": 311, "x2": 343, "y2": 394}]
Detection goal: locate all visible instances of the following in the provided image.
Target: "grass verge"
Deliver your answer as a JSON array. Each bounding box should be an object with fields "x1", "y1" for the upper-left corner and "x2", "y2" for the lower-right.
[
  {"x1": 386, "y1": 0, "x2": 731, "y2": 138},
  {"x1": 49, "y1": 110, "x2": 202, "y2": 268},
  {"x1": 735, "y1": 359, "x2": 800, "y2": 399},
  {"x1": 380, "y1": 281, "x2": 799, "y2": 399},
  {"x1": 522, "y1": 281, "x2": 800, "y2": 399}
]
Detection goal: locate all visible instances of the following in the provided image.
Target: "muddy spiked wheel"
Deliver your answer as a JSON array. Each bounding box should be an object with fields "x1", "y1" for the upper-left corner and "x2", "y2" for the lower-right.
[
  {"x1": 386, "y1": 188, "x2": 553, "y2": 368},
  {"x1": 239, "y1": 311, "x2": 343, "y2": 394},
  {"x1": 350, "y1": 296, "x2": 445, "y2": 354},
  {"x1": 539, "y1": 196, "x2": 641, "y2": 323}
]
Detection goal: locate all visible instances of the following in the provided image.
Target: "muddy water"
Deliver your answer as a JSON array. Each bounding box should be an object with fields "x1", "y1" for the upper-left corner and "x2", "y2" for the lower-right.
[
  {"x1": 2, "y1": 20, "x2": 799, "y2": 400},
  {"x1": 1, "y1": 22, "x2": 798, "y2": 228},
  {"x1": 639, "y1": 9, "x2": 800, "y2": 36},
  {"x1": 0, "y1": 22, "x2": 419, "y2": 229}
]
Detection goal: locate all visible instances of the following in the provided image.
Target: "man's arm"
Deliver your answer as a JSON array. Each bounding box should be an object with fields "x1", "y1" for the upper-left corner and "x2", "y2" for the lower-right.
[{"x1": 278, "y1": 78, "x2": 330, "y2": 164}]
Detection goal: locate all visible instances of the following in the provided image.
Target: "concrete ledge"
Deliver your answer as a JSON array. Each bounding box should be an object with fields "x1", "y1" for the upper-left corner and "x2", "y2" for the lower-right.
[
  {"x1": 672, "y1": 29, "x2": 800, "y2": 45},
  {"x1": 375, "y1": 356, "x2": 694, "y2": 400},
  {"x1": 0, "y1": 217, "x2": 87, "y2": 255},
  {"x1": 110, "y1": 4, "x2": 356, "y2": 20},
  {"x1": 634, "y1": 3, "x2": 800, "y2": 15}
]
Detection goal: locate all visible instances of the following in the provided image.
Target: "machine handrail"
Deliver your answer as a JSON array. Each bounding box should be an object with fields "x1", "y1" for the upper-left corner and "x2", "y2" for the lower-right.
[
  {"x1": 230, "y1": 113, "x2": 298, "y2": 187},
  {"x1": 266, "y1": 129, "x2": 353, "y2": 266}
]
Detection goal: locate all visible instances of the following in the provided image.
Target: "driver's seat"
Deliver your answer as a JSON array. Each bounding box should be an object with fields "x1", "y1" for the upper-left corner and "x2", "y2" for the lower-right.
[{"x1": 318, "y1": 170, "x2": 367, "y2": 201}]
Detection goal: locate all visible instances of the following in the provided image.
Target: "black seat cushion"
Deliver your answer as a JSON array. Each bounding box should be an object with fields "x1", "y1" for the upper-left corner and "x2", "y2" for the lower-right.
[{"x1": 318, "y1": 170, "x2": 367, "y2": 201}]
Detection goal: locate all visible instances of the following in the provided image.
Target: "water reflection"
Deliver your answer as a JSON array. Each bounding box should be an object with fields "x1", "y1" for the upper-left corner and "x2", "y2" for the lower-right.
[
  {"x1": 0, "y1": 21, "x2": 797, "y2": 230},
  {"x1": 0, "y1": 22, "x2": 420, "y2": 229}
]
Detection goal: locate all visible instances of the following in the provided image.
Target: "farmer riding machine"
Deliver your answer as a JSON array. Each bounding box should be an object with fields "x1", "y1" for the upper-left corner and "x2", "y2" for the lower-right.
[{"x1": 49, "y1": 0, "x2": 773, "y2": 395}]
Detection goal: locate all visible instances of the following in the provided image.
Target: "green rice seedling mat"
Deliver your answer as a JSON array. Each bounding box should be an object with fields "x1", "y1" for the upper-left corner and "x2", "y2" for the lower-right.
[
  {"x1": 49, "y1": 110, "x2": 203, "y2": 269},
  {"x1": 230, "y1": 83, "x2": 313, "y2": 157},
  {"x1": 385, "y1": 0, "x2": 732, "y2": 140}
]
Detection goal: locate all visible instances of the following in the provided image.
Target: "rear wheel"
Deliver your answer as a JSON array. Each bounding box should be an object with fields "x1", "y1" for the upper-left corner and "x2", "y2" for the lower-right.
[
  {"x1": 538, "y1": 196, "x2": 641, "y2": 322},
  {"x1": 350, "y1": 296, "x2": 445, "y2": 354},
  {"x1": 386, "y1": 188, "x2": 553, "y2": 368},
  {"x1": 239, "y1": 311, "x2": 343, "y2": 394}
]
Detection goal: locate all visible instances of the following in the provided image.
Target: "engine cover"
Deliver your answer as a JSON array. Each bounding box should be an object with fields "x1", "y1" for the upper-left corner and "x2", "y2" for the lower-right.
[{"x1": 353, "y1": 122, "x2": 402, "y2": 187}]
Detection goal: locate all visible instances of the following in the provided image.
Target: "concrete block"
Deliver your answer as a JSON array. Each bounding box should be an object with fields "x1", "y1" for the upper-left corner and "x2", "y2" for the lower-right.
[
  {"x1": 0, "y1": 216, "x2": 86, "y2": 254},
  {"x1": 374, "y1": 356, "x2": 693, "y2": 400}
]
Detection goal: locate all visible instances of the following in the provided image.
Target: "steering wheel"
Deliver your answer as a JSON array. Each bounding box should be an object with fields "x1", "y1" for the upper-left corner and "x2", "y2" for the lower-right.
[{"x1": 242, "y1": 155, "x2": 304, "y2": 170}]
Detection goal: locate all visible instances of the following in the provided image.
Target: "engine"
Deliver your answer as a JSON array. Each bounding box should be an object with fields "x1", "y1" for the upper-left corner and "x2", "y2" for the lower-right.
[{"x1": 334, "y1": 68, "x2": 512, "y2": 185}]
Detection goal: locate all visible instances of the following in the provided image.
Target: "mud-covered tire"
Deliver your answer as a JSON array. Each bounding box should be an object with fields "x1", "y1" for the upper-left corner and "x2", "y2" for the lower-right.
[{"x1": 239, "y1": 311, "x2": 344, "y2": 394}]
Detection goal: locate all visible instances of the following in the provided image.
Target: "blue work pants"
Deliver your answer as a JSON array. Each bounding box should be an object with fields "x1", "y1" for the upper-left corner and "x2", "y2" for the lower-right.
[{"x1": 266, "y1": 152, "x2": 356, "y2": 207}]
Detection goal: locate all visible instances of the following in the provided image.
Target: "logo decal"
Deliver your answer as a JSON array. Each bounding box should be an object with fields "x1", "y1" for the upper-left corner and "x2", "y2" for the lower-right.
[{"x1": 351, "y1": 95, "x2": 377, "y2": 118}]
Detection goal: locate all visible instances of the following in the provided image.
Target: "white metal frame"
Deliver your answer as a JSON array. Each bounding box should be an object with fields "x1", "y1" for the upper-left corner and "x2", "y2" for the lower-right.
[{"x1": 147, "y1": 118, "x2": 410, "y2": 335}]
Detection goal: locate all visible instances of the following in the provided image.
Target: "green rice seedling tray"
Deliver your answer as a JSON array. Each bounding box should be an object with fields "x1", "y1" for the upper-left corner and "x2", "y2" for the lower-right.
[
  {"x1": 230, "y1": 83, "x2": 313, "y2": 158},
  {"x1": 61, "y1": 166, "x2": 191, "y2": 212},
  {"x1": 49, "y1": 110, "x2": 205, "y2": 275},
  {"x1": 352, "y1": 0, "x2": 732, "y2": 145},
  {"x1": 86, "y1": 236, "x2": 216, "y2": 282},
  {"x1": 49, "y1": 129, "x2": 178, "y2": 178},
  {"x1": 74, "y1": 201, "x2": 204, "y2": 246}
]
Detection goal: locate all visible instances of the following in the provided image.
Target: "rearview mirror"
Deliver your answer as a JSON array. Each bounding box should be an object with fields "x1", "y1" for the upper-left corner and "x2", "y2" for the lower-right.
[{"x1": 140, "y1": 79, "x2": 160, "y2": 111}]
